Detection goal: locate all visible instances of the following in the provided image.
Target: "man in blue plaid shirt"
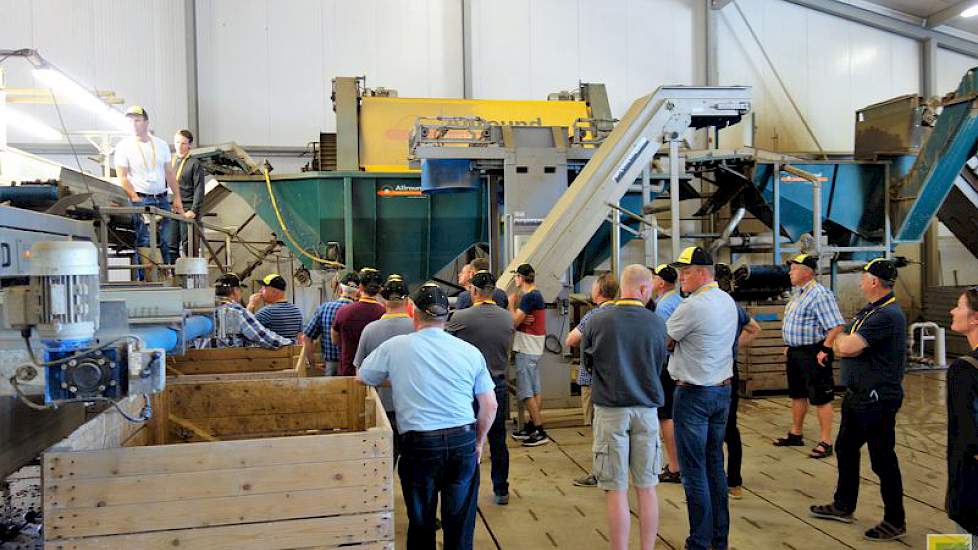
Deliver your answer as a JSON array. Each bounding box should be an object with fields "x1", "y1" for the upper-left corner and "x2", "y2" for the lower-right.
[
  {"x1": 212, "y1": 273, "x2": 292, "y2": 349},
  {"x1": 300, "y1": 272, "x2": 360, "y2": 375},
  {"x1": 774, "y1": 254, "x2": 845, "y2": 459},
  {"x1": 564, "y1": 271, "x2": 618, "y2": 487}
]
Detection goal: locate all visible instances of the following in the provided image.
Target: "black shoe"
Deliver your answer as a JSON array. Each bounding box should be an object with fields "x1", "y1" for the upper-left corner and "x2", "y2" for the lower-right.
[
  {"x1": 511, "y1": 426, "x2": 533, "y2": 441},
  {"x1": 522, "y1": 430, "x2": 550, "y2": 447},
  {"x1": 494, "y1": 493, "x2": 509, "y2": 505},
  {"x1": 660, "y1": 467, "x2": 682, "y2": 483},
  {"x1": 809, "y1": 503, "x2": 854, "y2": 523},
  {"x1": 773, "y1": 432, "x2": 805, "y2": 447},
  {"x1": 863, "y1": 521, "x2": 906, "y2": 542}
]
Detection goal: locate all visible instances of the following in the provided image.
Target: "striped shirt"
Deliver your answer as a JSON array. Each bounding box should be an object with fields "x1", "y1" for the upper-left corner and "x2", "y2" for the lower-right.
[
  {"x1": 304, "y1": 297, "x2": 354, "y2": 361},
  {"x1": 781, "y1": 280, "x2": 845, "y2": 347},
  {"x1": 255, "y1": 302, "x2": 304, "y2": 340},
  {"x1": 213, "y1": 300, "x2": 292, "y2": 349}
]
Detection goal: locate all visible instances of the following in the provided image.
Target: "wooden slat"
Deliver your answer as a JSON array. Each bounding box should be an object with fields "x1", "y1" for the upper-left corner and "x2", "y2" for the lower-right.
[
  {"x1": 45, "y1": 458, "x2": 392, "y2": 509},
  {"x1": 44, "y1": 431, "x2": 390, "y2": 481},
  {"x1": 171, "y1": 346, "x2": 294, "y2": 362},
  {"x1": 168, "y1": 414, "x2": 219, "y2": 442},
  {"x1": 167, "y1": 371, "x2": 299, "y2": 383},
  {"x1": 170, "y1": 411, "x2": 351, "y2": 440},
  {"x1": 165, "y1": 378, "x2": 353, "y2": 419},
  {"x1": 45, "y1": 482, "x2": 393, "y2": 539},
  {"x1": 45, "y1": 512, "x2": 393, "y2": 550},
  {"x1": 172, "y1": 358, "x2": 294, "y2": 375}
]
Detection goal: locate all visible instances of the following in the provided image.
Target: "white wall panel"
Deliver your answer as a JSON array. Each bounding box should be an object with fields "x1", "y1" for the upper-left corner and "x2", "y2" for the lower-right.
[
  {"x1": 470, "y1": 0, "x2": 703, "y2": 118},
  {"x1": 717, "y1": 0, "x2": 920, "y2": 152},
  {"x1": 937, "y1": 47, "x2": 978, "y2": 96},
  {"x1": 197, "y1": 0, "x2": 463, "y2": 146},
  {"x1": 0, "y1": 0, "x2": 189, "y2": 144}
]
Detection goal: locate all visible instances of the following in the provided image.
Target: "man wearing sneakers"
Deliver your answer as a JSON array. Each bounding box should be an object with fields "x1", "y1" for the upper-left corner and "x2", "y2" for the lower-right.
[
  {"x1": 667, "y1": 247, "x2": 738, "y2": 550},
  {"x1": 447, "y1": 270, "x2": 515, "y2": 505},
  {"x1": 582, "y1": 265, "x2": 668, "y2": 550},
  {"x1": 565, "y1": 271, "x2": 619, "y2": 487},
  {"x1": 509, "y1": 263, "x2": 549, "y2": 447},
  {"x1": 652, "y1": 264, "x2": 683, "y2": 484},
  {"x1": 774, "y1": 254, "x2": 845, "y2": 460},
  {"x1": 354, "y1": 275, "x2": 414, "y2": 462},
  {"x1": 810, "y1": 258, "x2": 907, "y2": 542}
]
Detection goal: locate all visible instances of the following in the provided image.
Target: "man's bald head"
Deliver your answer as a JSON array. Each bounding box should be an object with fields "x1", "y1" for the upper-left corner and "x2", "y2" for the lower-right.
[{"x1": 619, "y1": 264, "x2": 654, "y2": 305}]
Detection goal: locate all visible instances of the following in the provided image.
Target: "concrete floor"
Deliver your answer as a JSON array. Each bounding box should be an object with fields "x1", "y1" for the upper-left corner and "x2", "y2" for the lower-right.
[{"x1": 394, "y1": 371, "x2": 960, "y2": 549}]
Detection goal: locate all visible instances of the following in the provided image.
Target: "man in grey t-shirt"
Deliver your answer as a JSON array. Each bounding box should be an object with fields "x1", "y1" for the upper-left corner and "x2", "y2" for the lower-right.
[
  {"x1": 666, "y1": 247, "x2": 738, "y2": 550},
  {"x1": 446, "y1": 270, "x2": 515, "y2": 505},
  {"x1": 581, "y1": 265, "x2": 668, "y2": 550},
  {"x1": 353, "y1": 276, "x2": 414, "y2": 461}
]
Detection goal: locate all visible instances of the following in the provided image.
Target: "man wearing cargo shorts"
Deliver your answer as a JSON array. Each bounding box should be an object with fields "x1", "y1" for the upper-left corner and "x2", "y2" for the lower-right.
[
  {"x1": 581, "y1": 265, "x2": 669, "y2": 550},
  {"x1": 509, "y1": 263, "x2": 549, "y2": 447}
]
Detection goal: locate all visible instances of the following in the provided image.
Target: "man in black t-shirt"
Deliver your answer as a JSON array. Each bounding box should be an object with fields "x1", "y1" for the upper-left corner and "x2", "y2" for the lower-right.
[{"x1": 810, "y1": 259, "x2": 907, "y2": 542}]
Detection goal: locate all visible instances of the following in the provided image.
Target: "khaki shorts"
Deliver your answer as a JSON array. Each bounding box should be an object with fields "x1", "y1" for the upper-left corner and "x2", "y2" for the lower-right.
[
  {"x1": 581, "y1": 386, "x2": 594, "y2": 426},
  {"x1": 592, "y1": 405, "x2": 661, "y2": 491}
]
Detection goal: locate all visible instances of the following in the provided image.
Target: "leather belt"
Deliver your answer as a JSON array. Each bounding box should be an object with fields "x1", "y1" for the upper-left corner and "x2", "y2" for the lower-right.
[
  {"x1": 676, "y1": 378, "x2": 731, "y2": 388},
  {"x1": 137, "y1": 191, "x2": 168, "y2": 199},
  {"x1": 403, "y1": 423, "x2": 476, "y2": 437}
]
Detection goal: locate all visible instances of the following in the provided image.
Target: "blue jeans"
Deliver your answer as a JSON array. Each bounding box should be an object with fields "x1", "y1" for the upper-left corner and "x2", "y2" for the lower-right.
[
  {"x1": 399, "y1": 426, "x2": 479, "y2": 550},
  {"x1": 674, "y1": 384, "x2": 731, "y2": 550},
  {"x1": 132, "y1": 194, "x2": 174, "y2": 266}
]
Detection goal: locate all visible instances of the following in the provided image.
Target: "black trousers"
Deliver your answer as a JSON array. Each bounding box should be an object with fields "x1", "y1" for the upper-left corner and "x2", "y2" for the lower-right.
[
  {"x1": 725, "y1": 365, "x2": 742, "y2": 488},
  {"x1": 833, "y1": 397, "x2": 905, "y2": 526}
]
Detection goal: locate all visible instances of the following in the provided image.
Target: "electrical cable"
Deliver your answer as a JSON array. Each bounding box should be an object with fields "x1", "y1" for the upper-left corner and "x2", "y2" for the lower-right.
[
  {"x1": 262, "y1": 167, "x2": 344, "y2": 269},
  {"x1": 49, "y1": 91, "x2": 86, "y2": 174}
]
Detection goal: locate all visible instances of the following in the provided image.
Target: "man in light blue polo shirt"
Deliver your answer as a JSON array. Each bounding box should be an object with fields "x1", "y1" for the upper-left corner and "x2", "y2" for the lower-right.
[
  {"x1": 666, "y1": 247, "x2": 738, "y2": 550},
  {"x1": 357, "y1": 283, "x2": 497, "y2": 550}
]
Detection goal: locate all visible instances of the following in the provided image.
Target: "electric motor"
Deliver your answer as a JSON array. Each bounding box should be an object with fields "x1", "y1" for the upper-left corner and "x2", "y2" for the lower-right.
[{"x1": 28, "y1": 241, "x2": 100, "y2": 344}]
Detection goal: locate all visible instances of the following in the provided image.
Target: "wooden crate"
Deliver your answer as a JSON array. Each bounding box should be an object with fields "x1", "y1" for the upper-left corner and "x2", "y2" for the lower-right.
[
  {"x1": 167, "y1": 345, "x2": 304, "y2": 377},
  {"x1": 737, "y1": 303, "x2": 840, "y2": 398},
  {"x1": 42, "y1": 377, "x2": 393, "y2": 550}
]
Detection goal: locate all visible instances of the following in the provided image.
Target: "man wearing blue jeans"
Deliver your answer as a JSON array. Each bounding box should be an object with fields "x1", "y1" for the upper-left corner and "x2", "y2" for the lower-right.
[
  {"x1": 666, "y1": 247, "x2": 739, "y2": 550},
  {"x1": 114, "y1": 106, "x2": 185, "y2": 276},
  {"x1": 358, "y1": 284, "x2": 497, "y2": 550},
  {"x1": 447, "y1": 270, "x2": 515, "y2": 505}
]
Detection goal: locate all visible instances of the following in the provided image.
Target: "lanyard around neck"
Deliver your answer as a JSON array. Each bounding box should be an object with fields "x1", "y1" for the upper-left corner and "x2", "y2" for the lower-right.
[
  {"x1": 172, "y1": 154, "x2": 189, "y2": 180},
  {"x1": 136, "y1": 138, "x2": 157, "y2": 171},
  {"x1": 473, "y1": 300, "x2": 495, "y2": 307},
  {"x1": 615, "y1": 299, "x2": 644, "y2": 307},
  {"x1": 849, "y1": 296, "x2": 896, "y2": 335},
  {"x1": 359, "y1": 297, "x2": 380, "y2": 305},
  {"x1": 381, "y1": 312, "x2": 410, "y2": 319}
]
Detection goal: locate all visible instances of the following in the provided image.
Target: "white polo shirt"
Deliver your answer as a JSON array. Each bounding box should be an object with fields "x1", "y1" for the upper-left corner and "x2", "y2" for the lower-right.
[{"x1": 114, "y1": 135, "x2": 171, "y2": 195}]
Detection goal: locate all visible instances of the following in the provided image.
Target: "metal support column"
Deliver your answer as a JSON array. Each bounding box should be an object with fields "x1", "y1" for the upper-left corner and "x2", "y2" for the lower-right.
[
  {"x1": 669, "y1": 140, "x2": 682, "y2": 260},
  {"x1": 343, "y1": 176, "x2": 354, "y2": 270},
  {"x1": 921, "y1": 37, "x2": 943, "y2": 288},
  {"x1": 773, "y1": 163, "x2": 782, "y2": 262},
  {"x1": 641, "y1": 166, "x2": 657, "y2": 266},
  {"x1": 610, "y1": 208, "x2": 621, "y2": 277}
]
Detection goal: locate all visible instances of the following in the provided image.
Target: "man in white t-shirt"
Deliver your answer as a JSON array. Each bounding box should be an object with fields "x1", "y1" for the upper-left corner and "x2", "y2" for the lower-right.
[{"x1": 113, "y1": 105, "x2": 185, "y2": 273}]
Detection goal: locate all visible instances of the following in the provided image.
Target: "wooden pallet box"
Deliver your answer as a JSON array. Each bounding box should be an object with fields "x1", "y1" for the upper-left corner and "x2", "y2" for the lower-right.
[
  {"x1": 167, "y1": 345, "x2": 305, "y2": 376},
  {"x1": 737, "y1": 303, "x2": 841, "y2": 397},
  {"x1": 42, "y1": 377, "x2": 393, "y2": 550}
]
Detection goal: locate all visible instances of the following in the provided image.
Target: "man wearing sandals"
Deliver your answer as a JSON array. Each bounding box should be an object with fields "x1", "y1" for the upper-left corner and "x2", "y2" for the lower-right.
[
  {"x1": 810, "y1": 258, "x2": 907, "y2": 542},
  {"x1": 774, "y1": 254, "x2": 845, "y2": 460}
]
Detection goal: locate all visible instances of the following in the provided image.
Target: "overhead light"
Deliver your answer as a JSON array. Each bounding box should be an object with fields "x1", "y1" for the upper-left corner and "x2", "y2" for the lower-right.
[
  {"x1": 962, "y1": 4, "x2": 978, "y2": 17},
  {"x1": 32, "y1": 67, "x2": 129, "y2": 131},
  {"x1": 3, "y1": 107, "x2": 64, "y2": 141}
]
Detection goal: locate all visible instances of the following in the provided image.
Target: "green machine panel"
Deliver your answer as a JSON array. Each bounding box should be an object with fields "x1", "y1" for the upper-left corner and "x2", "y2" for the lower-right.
[{"x1": 224, "y1": 171, "x2": 488, "y2": 286}]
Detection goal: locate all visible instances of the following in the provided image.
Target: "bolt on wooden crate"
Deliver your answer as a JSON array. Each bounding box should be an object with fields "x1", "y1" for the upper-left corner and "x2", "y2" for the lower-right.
[{"x1": 42, "y1": 377, "x2": 393, "y2": 550}]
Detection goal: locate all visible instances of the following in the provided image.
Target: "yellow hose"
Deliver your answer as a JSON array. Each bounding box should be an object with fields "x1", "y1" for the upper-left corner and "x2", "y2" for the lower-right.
[{"x1": 263, "y1": 168, "x2": 345, "y2": 268}]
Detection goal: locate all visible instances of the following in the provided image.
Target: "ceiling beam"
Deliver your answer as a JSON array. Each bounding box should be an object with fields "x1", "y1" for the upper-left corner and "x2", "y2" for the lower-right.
[
  {"x1": 926, "y1": 1, "x2": 978, "y2": 29},
  {"x1": 783, "y1": 0, "x2": 978, "y2": 57}
]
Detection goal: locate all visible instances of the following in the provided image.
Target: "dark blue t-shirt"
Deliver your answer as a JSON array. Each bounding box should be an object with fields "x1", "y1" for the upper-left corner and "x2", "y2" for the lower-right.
[
  {"x1": 456, "y1": 288, "x2": 509, "y2": 310},
  {"x1": 733, "y1": 304, "x2": 751, "y2": 358},
  {"x1": 840, "y1": 293, "x2": 906, "y2": 407}
]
